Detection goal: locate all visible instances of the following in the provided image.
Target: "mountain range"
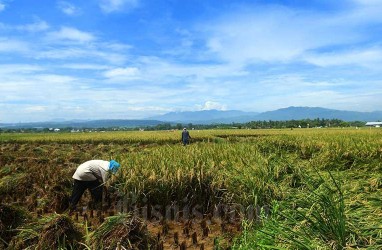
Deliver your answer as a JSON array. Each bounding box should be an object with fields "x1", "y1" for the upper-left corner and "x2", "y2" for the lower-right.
[
  {"x1": 1, "y1": 107, "x2": 381, "y2": 129},
  {"x1": 149, "y1": 106, "x2": 382, "y2": 124},
  {"x1": 148, "y1": 110, "x2": 260, "y2": 124}
]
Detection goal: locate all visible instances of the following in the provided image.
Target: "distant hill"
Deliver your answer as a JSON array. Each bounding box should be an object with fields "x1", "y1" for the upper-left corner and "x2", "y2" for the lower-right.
[
  {"x1": 0, "y1": 119, "x2": 166, "y2": 129},
  {"x1": 2, "y1": 107, "x2": 382, "y2": 129},
  {"x1": 148, "y1": 110, "x2": 259, "y2": 124},
  {"x1": 149, "y1": 107, "x2": 382, "y2": 123},
  {"x1": 254, "y1": 106, "x2": 382, "y2": 121}
]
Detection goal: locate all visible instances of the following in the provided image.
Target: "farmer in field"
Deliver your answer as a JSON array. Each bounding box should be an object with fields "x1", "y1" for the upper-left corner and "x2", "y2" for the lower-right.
[
  {"x1": 181, "y1": 128, "x2": 191, "y2": 145},
  {"x1": 69, "y1": 159, "x2": 120, "y2": 211}
]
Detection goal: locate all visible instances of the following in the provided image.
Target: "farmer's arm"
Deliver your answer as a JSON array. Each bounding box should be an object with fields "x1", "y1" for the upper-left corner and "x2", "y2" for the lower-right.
[
  {"x1": 100, "y1": 169, "x2": 109, "y2": 183},
  {"x1": 89, "y1": 164, "x2": 109, "y2": 183}
]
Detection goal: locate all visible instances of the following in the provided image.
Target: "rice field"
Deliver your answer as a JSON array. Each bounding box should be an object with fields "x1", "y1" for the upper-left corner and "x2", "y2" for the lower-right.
[{"x1": 0, "y1": 128, "x2": 381, "y2": 249}]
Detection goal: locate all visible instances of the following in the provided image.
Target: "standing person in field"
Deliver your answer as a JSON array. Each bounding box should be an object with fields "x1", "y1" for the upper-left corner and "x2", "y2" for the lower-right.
[
  {"x1": 69, "y1": 159, "x2": 120, "y2": 211},
  {"x1": 181, "y1": 128, "x2": 191, "y2": 146}
]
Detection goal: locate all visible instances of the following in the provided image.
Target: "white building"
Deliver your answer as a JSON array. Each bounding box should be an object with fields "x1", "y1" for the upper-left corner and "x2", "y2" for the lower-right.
[{"x1": 365, "y1": 122, "x2": 382, "y2": 127}]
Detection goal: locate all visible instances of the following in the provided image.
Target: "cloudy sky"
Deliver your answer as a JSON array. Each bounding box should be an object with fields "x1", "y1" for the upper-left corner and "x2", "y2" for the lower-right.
[{"x1": 1, "y1": 0, "x2": 382, "y2": 122}]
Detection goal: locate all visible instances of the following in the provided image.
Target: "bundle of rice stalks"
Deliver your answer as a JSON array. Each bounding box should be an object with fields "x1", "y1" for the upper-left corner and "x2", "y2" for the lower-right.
[
  {"x1": 88, "y1": 213, "x2": 156, "y2": 250},
  {"x1": 0, "y1": 173, "x2": 31, "y2": 196},
  {"x1": 9, "y1": 214, "x2": 83, "y2": 250},
  {"x1": 37, "y1": 214, "x2": 83, "y2": 249},
  {"x1": 49, "y1": 184, "x2": 71, "y2": 213},
  {"x1": 0, "y1": 203, "x2": 28, "y2": 247}
]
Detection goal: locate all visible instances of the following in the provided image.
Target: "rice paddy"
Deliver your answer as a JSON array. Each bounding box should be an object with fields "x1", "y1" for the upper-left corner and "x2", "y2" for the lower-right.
[{"x1": 0, "y1": 128, "x2": 381, "y2": 249}]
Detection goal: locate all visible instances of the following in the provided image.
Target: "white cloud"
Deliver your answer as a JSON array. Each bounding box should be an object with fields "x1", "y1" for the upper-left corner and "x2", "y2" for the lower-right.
[
  {"x1": 203, "y1": 7, "x2": 326, "y2": 64},
  {"x1": 201, "y1": 3, "x2": 382, "y2": 66},
  {"x1": 47, "y1": 26, "x2": 95, "y2": 43},
  {"x1": 304, "y1": 47, "x2": 382, "y2": 68},
  {"x1": 57, "y1": 1, "x2": 80, "y2": 16},
  {"x1": 126, "y1": 106, "x2": 173, "y2": 112},
  {"x1": 99, "y1": 0, "x2": 139, "y2": 13},
  {"x1": 0, "y1": 2, "x2": 5, "y2": 12},
  {"x1": 35, "y1": 74, "x2": 76, "y2": 84},
  {"x1": 197, "y1": 101, "x2": 227, "y2": 111},
  {"x1": 259, "y1": 75, "x2": 346, "y2": 92},
  {"x1": 0, "y1": 64, "x2": 45, "y2": 74},
  {"x1": 0, "y1": 20, "x2": 49, "y2": 33},
  {"x1": 102, "y1": 42, "x2": 132, "y2": 51},
  {"x1": 0, "y1": 64, "x2": 189, "y2": 122},
  {"x1": 103, "y1": 67, "x2": 140, "y2": 79},
  {"x1": 17, "y1": 20, "x2": 49, "y2": 32},
  {"x1": 332, "y1": 1, "x2": 382, "y2": 26},
  {"x1": 0, "y1": 38, "x2": 30, "y2": 53},
  {"x1": 353, "y1": 0, "x2": 382, "y2": 7},
  {"x1": 25, "y1": 106, "x2": 48, "y2": 112},
  {"x1": 37, "y1": 47, "x2": 127, "y2": 64},
  {"x1": 132, "y1": 56, "x2": 248, "y2": 83},
  {"x1": 60, "y1": 63, "x2": 110, "y2": 70}
]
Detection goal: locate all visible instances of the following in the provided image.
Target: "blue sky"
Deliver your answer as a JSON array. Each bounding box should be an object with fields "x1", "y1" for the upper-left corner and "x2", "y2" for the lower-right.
[{"x1": 1, "y1": 0, "x2": 382, "y2": 122}]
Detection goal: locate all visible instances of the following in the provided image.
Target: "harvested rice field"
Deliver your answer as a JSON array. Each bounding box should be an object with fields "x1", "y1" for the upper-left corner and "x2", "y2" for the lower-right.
[{"x1": 1, "y1": 128, "x2": 381, "y2": 249}]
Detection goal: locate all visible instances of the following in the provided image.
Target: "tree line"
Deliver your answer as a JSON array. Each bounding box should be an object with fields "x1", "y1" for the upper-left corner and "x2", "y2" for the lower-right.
[
  {"x1": 0, "y1": 118, "x2": 367, "y2": 133},
  {"x1": 146, "y1": 118, "x2": 365, "y2": 130}
]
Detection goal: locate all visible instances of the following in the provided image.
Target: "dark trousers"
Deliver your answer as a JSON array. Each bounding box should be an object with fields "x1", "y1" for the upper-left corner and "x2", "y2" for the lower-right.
[{"x1": 69, "y1": 179, "x2": 103, "y2": 210}]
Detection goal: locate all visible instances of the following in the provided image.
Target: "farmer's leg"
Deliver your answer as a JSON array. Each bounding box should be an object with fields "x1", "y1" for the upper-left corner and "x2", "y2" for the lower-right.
[
  {"x1": 88, "y1": 180, "x2": 103, "y2": 209},
  {"x1": 69, "y1": 180, "x2": 87, "y2": 210}
]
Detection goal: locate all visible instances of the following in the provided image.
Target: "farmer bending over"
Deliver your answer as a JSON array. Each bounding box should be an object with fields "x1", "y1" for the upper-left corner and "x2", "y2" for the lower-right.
[{"x1": 69, "y1": 159, "x2": 120, "y2": 211}]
